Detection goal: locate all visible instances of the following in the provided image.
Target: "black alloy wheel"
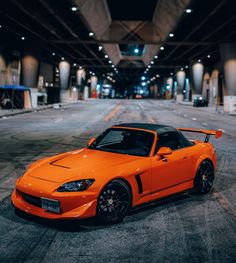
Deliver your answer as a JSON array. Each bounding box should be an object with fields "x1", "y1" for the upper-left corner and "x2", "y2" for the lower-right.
[
  {"x1": 97, "y1": 180, "x2": 131, "y2": 224},
  {"x1": 194, "y1": 160, "x2": 215, "y2": 194}
]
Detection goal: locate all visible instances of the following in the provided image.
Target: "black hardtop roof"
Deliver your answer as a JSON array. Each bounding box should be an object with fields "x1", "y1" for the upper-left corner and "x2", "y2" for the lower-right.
[{"x1": 113, "y1": 123, "x2": 177, "y2": 134}]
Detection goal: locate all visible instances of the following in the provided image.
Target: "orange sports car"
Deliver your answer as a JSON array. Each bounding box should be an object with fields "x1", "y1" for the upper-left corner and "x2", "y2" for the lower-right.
[{"x1": 12, "y1": 123, "x2": 222, "y2": 224}]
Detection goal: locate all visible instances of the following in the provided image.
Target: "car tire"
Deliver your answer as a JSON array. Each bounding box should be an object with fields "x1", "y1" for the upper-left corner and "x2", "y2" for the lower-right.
[
  {"x1": 96, "y1": 179, "x2": 131, "y2": 224},
  {"x1": 194, "y1": 159, "x2": 214, "y2": 194}
]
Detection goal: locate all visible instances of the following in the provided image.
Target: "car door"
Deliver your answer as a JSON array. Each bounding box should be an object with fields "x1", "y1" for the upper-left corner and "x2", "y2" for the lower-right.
[{"x1": 150, "y1": 131, "x2": 194, "y2": 194}]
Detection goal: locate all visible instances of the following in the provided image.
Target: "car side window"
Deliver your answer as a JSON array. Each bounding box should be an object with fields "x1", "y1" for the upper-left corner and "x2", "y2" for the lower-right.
[{"x1": 155, "y1": 131, "x2": 193, "y2": 154}]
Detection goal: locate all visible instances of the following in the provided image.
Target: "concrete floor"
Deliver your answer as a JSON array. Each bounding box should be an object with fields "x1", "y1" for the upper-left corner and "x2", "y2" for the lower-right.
[{"x1": 0, "y1": 99, "x2": 236, "y2": 263}]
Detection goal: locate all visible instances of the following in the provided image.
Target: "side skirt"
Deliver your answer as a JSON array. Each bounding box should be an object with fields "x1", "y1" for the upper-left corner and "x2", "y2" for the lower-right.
[{"x1": 134, "y1": 179, "x2": 193, "y2": 207}]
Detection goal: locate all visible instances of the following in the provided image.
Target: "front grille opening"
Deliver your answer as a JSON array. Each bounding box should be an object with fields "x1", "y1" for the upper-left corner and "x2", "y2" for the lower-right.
[{"x1": 18, "y1": 190, "x2": 42, "y2": 208}]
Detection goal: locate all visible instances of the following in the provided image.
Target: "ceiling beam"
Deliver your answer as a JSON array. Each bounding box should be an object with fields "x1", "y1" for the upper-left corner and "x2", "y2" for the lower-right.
[
  {"x1": 163, "y1": 0, "x2": 229, "y2": 61},
  {"x1": 49, "y1": 39, "x2": 217, "y2": 46}
]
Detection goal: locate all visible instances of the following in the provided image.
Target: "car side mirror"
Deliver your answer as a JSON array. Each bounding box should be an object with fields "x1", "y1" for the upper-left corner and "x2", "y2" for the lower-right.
[
  {"x1": 88, "y1": 137, "x2": 96, "y2": 147},
  {"x1": 157, "y1": 147, "x2": 172, "y2": 156}
]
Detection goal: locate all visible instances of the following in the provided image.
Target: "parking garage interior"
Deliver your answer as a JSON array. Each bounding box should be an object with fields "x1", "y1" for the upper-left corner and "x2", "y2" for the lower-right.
[{"x1": 0, "y1": 0, "x2": 236, "y2": 262}]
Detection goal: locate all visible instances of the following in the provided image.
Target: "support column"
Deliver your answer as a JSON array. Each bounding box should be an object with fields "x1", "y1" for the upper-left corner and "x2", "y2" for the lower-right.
[
  {"x1": 192, "y1": 62, "x2": 204, "y2": 95},
  {"x1": 59, "y1": 60, "x2": 70, "y2": 102},
  {"x1": 192, "y1": 62, "x2": 204, "y2": 105},
  {"x1": 176, "y1": 70, "x2": 186, "y2": 103},
  {"x1": 202, "y1": 72, "x2": 211, "y2": 104},
  {"x1": 21, "y1": 53, "x2": 39, "y2": 88},
  {"x1": 90, "y1": 75, "x2": 98, "y2": 98},
  {"x1": 185, "y1": 78, "x2": 190, "y2": 101},
  {"x1": 166, "y1": 77, "x2": 173, "y2": 99},
  {"x1": 0, "y1": 51, "x2": 7, "y2": 85},
  {"x1": 76, "y1": 68, "x2": 86, "y2": 100},
  {"x1": 21, "y1": 52, "x2": 39, "y2": 108},
  {"x1": 211, "y1": 69, "x2": 220, "y2": 106},
  {"x1": 220, "y1": 43, "x2": 236, "y2": 112}
]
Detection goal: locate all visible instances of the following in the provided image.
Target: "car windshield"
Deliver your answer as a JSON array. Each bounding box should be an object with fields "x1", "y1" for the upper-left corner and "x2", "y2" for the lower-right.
[{"x1": 89, "y1": 128, "x2": 155, "y2": 157}]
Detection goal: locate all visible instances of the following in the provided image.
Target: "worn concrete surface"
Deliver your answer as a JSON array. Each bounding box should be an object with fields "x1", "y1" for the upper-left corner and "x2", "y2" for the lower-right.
[{"x1": 0, "y1": 99, "x2": 236, "y2": 263}]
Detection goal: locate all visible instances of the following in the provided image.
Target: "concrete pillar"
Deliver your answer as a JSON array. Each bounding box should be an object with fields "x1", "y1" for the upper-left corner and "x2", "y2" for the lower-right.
[
  {"x1": 59, "y1": 60, "x2": 70, "y2": 102},
  {"x1": 21, "y1": 54, "x2": 39, "y2": 88},
  {"x1": 211, "y1": 69, "x2": 220, "y2": 106},
  {"x1": 192, "y1": 62, "x2": 204, "y2": 95},
  {"x1": 220, "y1": 43, "x2": 236, "y2": 112},
  {"x1": 0, "y1": 52, "x2": 7, "y2": 85},
  {"x1": 6, "y1": 60, "x2": 20, "y2": 85},
  {"x1": 76, "y1": 69, "x2": 86, "y2": 85},
  {"x1": 166, "y1": 77, "x2": 173, "y2": 99},
  {"x1": 153, "y1": 84, "x2": 158, "y2": 98},
  {"x1": 21, "y1": 53, "x2": 39, "y2": 108},
  {"x1": 202, "y1": 72, "x2": 211, "y2": 103},
  {"x1": 176, "y1": 70, "x2": 186, "y2": 103},
  {"x1": 90, "y1": 76, "x2": 98, "y2": 98},
  {"x1": 185, "y1": 78, "x2": 190, "y2": 101}
]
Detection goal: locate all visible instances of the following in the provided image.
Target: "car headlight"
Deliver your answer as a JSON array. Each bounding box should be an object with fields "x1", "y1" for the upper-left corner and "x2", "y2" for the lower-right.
[{"x1": 57, "y1": 179, "x2": 95, "y2": 192}]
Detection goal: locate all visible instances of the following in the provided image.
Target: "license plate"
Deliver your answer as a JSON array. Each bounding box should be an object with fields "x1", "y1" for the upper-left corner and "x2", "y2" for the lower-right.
[{"x1": 41, "y1": 197, "x2": 60, "y2": 213}]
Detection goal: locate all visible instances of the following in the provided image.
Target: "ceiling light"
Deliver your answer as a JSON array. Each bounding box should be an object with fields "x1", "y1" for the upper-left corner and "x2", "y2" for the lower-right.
[
  {"x1": 21, "y1": 36, "x2": 25, "y2": 40},
  {"x1": 79, "y1": 66, "x2": 82, "y2": 69},
  {"x1": 105, "y1": 55, "x2": 108, "y2": 59},
  {"x1": 141, "y1": 76, "x2": 146, "y2": 81},
  {"x1": 52, "y1": 52, "x2": 55, "y2": 56},
  {"x1": 154, "y1": 55, "x2": 158, "y2": 59},
  {"x1": 198, "y1": 59, "x2": 201, "y2": 62},
  {"x1": 71, "y1": 6, "x2": 77, "y2": 12},
  {"x1": 185, "y1": 65, "x2": 189, "y2": 69},
  {"x1": 156, "y1": 74, "x2": 160, "y2": 78},
  {"x1": 185, "y1": 9, "x2": 192, "y2": 14},
  {"x1": 148, "y1": 65, "x2": 151, "y2": 68},
  {"x1": 160, "y1": 46, "x2": 164, "y2": 50},
  {"x1": 98, "y1": 45, "x2": 103, "y2": 51},
  {"x1": 151, "y1": 61, "x2": 154, "y2": 64},
  {"x1": 0, "y1": 25, "x2": 2, "y2": 29},
  {"x1": 73, "y1": 63, "x2": 77, "y2": 66},
  {"x1": 89, "y1": 71, "x2": 93, "y2": 75},
  {"x1": 146, "y1": 68, "x2": 149, "y2": 71},
  {"x1": 170, "y1": 72, "x2": 173, "y2": 76},
  {"x1": 111, "y1": 65, "x2": 115, "y2": 68},
  {"x1": 109, "y1": 60, "x2": 112, "y2": 64},
  {"x1": 181, "y1": 67, "x2": 184, "y2": 71},
  {"x1": 61, "y1": 57, "x2": 65, "y2": 60},
  {"x1": 134, "y1": 48, "x2": 139, "y2": 54},
  {"x1": 207, "y1": 54, "x2": 211, "y2": 58},
  {"x1": 169, "y1": 33, "x2": 174, "y2": 38},
  {"x1": 89, "y1": 32, "x2": 94, "y2": 37}
]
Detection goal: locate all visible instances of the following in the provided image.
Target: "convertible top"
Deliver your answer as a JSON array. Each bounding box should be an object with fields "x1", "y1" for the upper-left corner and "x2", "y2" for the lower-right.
[{"x1": 113, "y1": 123, "x2": 176, "y2": 134}]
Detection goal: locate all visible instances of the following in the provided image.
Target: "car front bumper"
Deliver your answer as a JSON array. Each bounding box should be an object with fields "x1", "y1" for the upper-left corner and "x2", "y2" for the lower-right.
[{"x1": 11, "y1": 188, "x2": 97, "y2": 220}]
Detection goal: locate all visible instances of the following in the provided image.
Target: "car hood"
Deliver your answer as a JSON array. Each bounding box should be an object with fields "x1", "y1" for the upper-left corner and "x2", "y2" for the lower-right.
[{"x1": 27, "y1": 148, "x2": 141, "y2": 183}]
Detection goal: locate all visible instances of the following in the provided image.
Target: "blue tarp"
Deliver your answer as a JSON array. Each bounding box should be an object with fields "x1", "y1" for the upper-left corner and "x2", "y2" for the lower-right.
[{"x1": 0, "y1": 85, "x2": 31, "y2": 91}]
